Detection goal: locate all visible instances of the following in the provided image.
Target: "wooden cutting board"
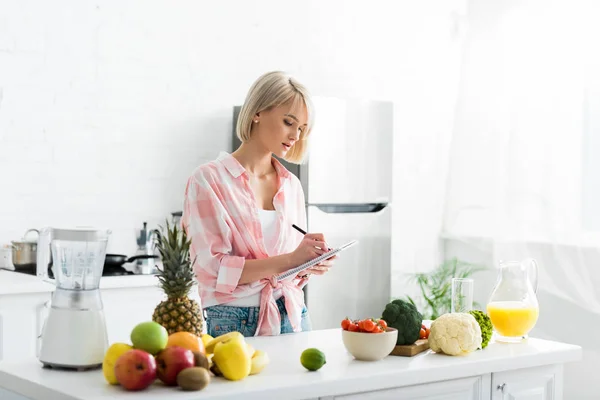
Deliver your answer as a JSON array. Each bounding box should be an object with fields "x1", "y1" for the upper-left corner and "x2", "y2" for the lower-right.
[{"x1": 389, "y1": 339, "x2": 429, "y2": 357}]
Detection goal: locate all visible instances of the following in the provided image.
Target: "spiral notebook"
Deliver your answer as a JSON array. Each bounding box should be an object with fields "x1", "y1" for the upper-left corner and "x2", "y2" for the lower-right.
[{"x1": 276, "y1": 240, "x2": 359, "y2": 281}]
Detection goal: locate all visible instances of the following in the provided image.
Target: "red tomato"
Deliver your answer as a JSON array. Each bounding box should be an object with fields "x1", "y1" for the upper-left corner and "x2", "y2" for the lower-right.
[
  {"x1": 341, "y1": 318, "x2": 351, "y2": 330},
  {"x1": 425, "y1": 328, "x2": 430, "y2": 338},
  {"x1": 348, "y1": 323, "x2": 359, "y2": 332},
  {"x1": 371, "y1": 325, "x2": 383, "y2": 333},
  {"x1": 357, "y1": 320, "x2": 366, "y2": 332},
  {"x1": 419, "y1": 328, "x2": 427, "y2": 339},
  {"x1": 362, "y1": 319, "x2": 376, "y2": 332},
  {"x1": 378, "y1": 319, "x2": 388, "y2": 330}
]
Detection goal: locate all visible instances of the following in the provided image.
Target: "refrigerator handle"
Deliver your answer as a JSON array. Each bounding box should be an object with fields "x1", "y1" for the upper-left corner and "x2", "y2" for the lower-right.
[{"x1": 311, "y1": 203, "x2": 388, "y2": 214}]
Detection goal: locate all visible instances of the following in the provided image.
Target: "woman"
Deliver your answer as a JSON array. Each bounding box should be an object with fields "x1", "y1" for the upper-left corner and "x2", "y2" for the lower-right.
[{"x1": 182, "y1": 71, "x2": 336, "y2": 337}]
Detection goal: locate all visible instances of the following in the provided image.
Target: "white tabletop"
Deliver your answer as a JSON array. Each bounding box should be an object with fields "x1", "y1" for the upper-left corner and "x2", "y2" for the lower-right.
[{"x1": 0, "y1": 328, "x2": 582, "y2": 400}]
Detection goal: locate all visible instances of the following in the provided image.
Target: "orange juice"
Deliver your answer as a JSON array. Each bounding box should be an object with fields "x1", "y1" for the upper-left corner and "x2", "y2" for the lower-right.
[{"x1": 487, "y1": 301, "x2": 539, "y2": 337}]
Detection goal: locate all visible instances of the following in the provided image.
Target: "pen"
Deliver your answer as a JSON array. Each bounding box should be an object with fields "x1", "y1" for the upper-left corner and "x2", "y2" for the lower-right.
[
  {"x1": 292, "y1": 224, "x2": 329, "y2": 251},
  {"x1": 292, "y1": 224, "x2": 307, "y2": 235}
]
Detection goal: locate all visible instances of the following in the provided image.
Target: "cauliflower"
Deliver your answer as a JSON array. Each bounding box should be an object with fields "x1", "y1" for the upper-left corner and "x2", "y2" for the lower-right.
[{"x1": 428, "y1": 313, "x2": 482, "y2": 356}]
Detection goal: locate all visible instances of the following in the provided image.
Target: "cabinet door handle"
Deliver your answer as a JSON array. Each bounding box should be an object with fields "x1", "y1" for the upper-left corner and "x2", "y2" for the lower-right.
[{"x1": 497, "y1": 383, "x2": 507, "y2": 392}]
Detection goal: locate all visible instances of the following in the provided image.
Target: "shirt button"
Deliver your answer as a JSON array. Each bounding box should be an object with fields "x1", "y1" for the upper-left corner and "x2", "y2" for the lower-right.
[{"x1": 242, "y1": 320, "x2": 246, "y2": 325}]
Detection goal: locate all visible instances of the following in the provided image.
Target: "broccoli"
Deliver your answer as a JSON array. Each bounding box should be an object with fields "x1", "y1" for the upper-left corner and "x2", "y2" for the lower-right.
[
  {"x1": 468, "y1": 310, "x2": 493, "y2": 349},
  {"x1": 381, "y1": 299, "x2": 423, "y2": 345}
]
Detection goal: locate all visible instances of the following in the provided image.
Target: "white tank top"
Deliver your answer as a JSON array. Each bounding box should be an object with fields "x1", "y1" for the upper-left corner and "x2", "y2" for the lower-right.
[
  {"x1": 224, "y1": 208, "x2": 282, "y2": 307},
  {"x1": 258, "y1": 208, "x2": 279, "y2": 255}
]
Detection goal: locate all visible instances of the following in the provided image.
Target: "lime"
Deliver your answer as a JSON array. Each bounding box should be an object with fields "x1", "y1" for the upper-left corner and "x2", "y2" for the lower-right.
[{"x1": 300, "y1": 348, "x2": 326, "y2": 371}]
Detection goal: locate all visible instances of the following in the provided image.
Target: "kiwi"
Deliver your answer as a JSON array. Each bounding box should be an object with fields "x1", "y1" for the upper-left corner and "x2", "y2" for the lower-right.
[
  {"x1": 177, "y1": 367, "x2": 210, "y2": 391},
  {"x1": 192, "y1": 351, "x2": 209, "y2": 370},
  {"x1": 210, "y1": 362, "x2": 223, "y2": 377}
]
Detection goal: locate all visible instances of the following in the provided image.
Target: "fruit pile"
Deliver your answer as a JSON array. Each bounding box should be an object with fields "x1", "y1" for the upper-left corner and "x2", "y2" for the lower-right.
[
  {"x1": 205, "y1": 331, "x2": 269, "y2": 381},
  {"x1": 341, "y1": 317, "x2": 388, "y2": 333},
  {"x1": 103, "y1": 322, "x2": 269, "y2": 392}
]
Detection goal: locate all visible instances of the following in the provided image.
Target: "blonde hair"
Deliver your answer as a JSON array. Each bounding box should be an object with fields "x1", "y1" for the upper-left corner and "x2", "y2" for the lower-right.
[{"x1": 236, "y1": 71, "x2": 314, "y2": 164}]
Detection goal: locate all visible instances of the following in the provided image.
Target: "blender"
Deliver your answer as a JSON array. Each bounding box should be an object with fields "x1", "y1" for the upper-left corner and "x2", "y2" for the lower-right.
[{"x1": 36, "y1": 227, "x2": 111, "y2": 370}]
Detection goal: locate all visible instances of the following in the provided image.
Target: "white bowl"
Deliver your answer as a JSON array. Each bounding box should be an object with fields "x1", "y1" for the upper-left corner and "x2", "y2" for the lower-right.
[{"x1": 341, "y1": 327, "x2": 398, "y2": 361}]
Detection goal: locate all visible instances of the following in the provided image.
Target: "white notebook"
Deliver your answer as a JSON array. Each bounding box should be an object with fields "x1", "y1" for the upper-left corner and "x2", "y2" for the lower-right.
[{"x1": 276, "y1": 240, "x2": 358, "y2": 281}]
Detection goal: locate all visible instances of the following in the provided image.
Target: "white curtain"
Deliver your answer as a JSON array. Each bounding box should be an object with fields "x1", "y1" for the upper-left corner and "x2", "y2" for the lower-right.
[{"x1": 442, "y1": 1, "x2": 600, "y2": 397}]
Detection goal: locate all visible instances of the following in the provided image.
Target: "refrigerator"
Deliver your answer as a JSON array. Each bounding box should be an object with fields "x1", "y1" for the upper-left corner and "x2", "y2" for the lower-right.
[{"x1": 232, "y1": 96, "x2": 393, "y2": 330}]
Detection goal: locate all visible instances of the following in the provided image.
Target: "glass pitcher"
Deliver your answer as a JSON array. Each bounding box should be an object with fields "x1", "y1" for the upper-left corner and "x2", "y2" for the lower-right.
[
  {"x1": 36, "y1": 227, "x2": 111, "y2": 290},
  {"x1": 487, "y1": 258, "x2": 539, "y2": 343}
]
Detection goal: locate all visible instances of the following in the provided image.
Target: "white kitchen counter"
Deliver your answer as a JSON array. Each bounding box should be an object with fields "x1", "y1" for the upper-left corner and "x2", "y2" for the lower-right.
[
  {"x1": 0, "y1": 329, "x2": 582, "y2": 400},
  {"x1": 0, "y1": 270, "x2": 159, "y2": 295},
  {"x1": 101, "y1": 274, "x2": 159, "y2": 290},
  {"x1": 0, "y1": 270, "x2": 54, "y2": 295}
]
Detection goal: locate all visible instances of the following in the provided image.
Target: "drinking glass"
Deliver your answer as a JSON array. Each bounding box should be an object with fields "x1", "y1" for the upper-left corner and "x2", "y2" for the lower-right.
[{"x1": 451, "y1": 278, "x2": 473, "y2": 313}]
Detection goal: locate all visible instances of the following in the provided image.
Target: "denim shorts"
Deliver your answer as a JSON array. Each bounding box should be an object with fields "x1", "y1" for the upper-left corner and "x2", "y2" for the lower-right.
[{"x1": 204, "y1": 297, "x2": 312, "y2": 337}]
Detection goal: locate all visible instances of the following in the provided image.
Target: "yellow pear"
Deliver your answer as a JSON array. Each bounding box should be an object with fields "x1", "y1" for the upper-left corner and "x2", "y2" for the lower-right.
[
  {"x1": 205, "y1": 331, "x2": 244, "y2": 354},
  {"x1": 246, "y1": 343, "x2": 255, "y2": 358},
  {"x1": 102, "y1": 343, "x2": 133, "y2": 384},
  {"x1": 212, "y1": 336, "x2": 251, "y2": 381},
  {"x1": 250, "y1": 349, "x2": 270, "y2": 375},
  {"x1": 201, "y1": 334, "x2": 214, "y2": 350}
]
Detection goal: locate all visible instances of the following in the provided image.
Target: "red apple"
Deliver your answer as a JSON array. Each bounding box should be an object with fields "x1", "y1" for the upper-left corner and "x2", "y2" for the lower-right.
[
  {"x1": 155, "y1": 346, "x2": 195, "y2": 386},
  {"x1": 114, "y1": 349, "x2": 157, "y2": 391}
]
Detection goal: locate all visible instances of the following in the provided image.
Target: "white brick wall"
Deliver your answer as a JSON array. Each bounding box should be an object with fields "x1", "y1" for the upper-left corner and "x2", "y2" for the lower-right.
[{"x1": 0, "y1": 0, "x2": 466, "y2": 266}]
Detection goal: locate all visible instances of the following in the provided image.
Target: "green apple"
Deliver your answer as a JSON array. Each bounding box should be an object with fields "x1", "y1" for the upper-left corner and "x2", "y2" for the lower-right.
[{"x1": 130, "y1": 322, "x2": 168, "y2": 355}]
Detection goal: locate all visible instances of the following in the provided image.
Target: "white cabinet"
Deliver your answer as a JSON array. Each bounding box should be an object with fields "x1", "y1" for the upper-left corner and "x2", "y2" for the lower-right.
[
  {"x1": 0, "y1": 387, "x2": 28, "y2": 400},
  {"x1": 34, "y1": 300, "x2": 50, "y2": 358},
  {"x1": 326, "y1": 375, "x2": 489, "y2": 400},
  {"x1": 0, "y1": 292, "x2": 52, "y2": 362},
  {"x1": 492, "y1": 365, "x2": 562, "y2": 400},
  {"x1": 101, "y1": 286, "x2": 165, "y2": 344},
  {"x1": 319, "y1": 365, "x2": 563, "y2": 400},
  {"x1": 0, "y1": 314, "x2": 4, "y2": 361},
  {"x1": 0, "y1": 284, "x2": 166, "y2": 363},
  {"x1": 0, "y1": 313, "x2": 3, "y2": 360}
]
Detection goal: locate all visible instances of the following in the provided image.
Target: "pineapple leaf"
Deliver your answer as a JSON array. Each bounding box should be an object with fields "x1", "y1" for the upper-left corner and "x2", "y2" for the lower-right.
[{"x1": 153, "y1": 219, "x2": 196, "y2": 299}]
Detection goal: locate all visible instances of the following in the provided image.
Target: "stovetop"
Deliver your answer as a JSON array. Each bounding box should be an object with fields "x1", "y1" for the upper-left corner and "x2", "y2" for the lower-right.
[{"x1": 8, "y1": 265, "x2": 134, "y2": 277}]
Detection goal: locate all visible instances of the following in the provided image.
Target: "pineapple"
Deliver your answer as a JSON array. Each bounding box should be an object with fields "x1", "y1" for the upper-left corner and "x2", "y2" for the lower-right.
[{"x1": 152, "y1": 220, "x2": 204, "y2": 336}]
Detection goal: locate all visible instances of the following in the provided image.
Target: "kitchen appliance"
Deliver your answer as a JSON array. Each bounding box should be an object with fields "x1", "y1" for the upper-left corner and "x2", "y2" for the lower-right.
[
  {"x1": 130, "y1": 221, "x2": 160, "y2": 274},
  {"x1": 171, "y1": 211, "x2": 182, "y2": 226},
  {"x1": 101, "y1": 222, "x2": 160, "y2": 275},
  {"x1": 127, "y1": 254, "x2": 159, "y2": 275},
  {"x1": 487, "y1": 258, "x2": 539, "y2": 343},
  {"x1": 232, "y1": 96, "x2": 393, "y2": 329},
  {"x1": 36, "y1": 227, "x2": 111, "y2": 370},
  {"x1": 136, "y1": 221, "x2": 154, "y2": 253},
  {"x1": 0, "y1": 244, "x2": 14, "y2": 270},
  {"x1": 104, "y1": 253, "x2": 158, "y2": 275},
  {"x1": 10, "y1": 228, "x2": 39, "y2": 270}
]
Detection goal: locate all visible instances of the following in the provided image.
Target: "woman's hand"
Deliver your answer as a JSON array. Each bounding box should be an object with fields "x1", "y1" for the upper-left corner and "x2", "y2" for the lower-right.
[
  {"x1": 296, "y1": 254, "x2": 338, "y2": 280},
  {"x1": 290, "y1": 233, "x2": 328, "y2": 266}
]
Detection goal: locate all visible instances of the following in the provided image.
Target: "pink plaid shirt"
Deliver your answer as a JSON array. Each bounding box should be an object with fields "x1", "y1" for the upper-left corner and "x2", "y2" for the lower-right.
[{"x1": 182, "y1": 152, "x2": 308, "y2": 336}]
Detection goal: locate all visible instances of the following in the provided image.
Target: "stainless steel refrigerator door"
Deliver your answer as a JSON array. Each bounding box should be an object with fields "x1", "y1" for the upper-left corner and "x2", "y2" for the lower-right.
[
  {"x1": 305, "y1": 204, "x2": 391, "y2": 330},
  {"x1": 306, "y1": 97, "x2": 393, "y2": 204}
]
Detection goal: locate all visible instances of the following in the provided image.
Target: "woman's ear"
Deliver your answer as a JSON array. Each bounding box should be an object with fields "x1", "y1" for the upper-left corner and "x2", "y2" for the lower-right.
[{"x1": 254, "y1": 112, "x2": 260, "y2": 123}]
